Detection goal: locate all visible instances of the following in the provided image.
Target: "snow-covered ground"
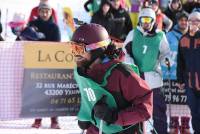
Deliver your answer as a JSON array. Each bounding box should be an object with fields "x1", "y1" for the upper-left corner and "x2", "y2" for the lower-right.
[{"x1": 0, "y1": 117, "x2": 83, "y2": 134}]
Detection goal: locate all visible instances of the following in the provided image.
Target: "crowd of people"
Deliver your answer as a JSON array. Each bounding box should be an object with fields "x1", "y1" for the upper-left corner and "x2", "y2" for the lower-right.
[{"x1": 1, "y1": 0, "x2": 200, "y2": 134}]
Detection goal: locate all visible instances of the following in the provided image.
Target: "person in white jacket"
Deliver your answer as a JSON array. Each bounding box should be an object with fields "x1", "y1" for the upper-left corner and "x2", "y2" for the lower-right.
[{"x1": 123, "y1": 8, "x2": 170, "y2": 134}]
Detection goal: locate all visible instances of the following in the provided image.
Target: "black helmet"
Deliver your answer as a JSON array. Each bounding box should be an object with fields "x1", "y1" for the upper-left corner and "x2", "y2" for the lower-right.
[{"x1": 72, "y1": 23, "x2": 111, "y2": 52}]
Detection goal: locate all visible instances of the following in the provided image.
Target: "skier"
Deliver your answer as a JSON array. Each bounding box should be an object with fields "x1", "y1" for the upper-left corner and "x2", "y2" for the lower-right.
[
  {"x1": 72, "y1": 23, "x2": 153, "y2": 134},
  {"x1": 123, "y1": 8, "x2": 170, "y2": 134}
]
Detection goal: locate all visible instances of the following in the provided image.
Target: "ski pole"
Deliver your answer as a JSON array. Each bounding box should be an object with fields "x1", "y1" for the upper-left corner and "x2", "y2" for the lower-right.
[
  {"x1": 165, "y1": 58, "x2": 172, "y2": 128},
  {"x1": 99, "y1": 119, "x2": 103, "y2": 134},
  {"x1": 80, "y1": 130, "x2": 85, "y2": 134}
]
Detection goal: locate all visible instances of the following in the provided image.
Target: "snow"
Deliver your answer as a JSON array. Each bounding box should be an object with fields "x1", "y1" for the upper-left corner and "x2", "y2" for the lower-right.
[{"x1": 0, "y1": 117, "x2": 83, "y2": 134}]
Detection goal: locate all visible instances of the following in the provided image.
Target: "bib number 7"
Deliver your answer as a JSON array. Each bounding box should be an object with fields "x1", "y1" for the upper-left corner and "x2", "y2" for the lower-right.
[{"x1": 142, "y1": 45, "x2": 148, "y2": 54}]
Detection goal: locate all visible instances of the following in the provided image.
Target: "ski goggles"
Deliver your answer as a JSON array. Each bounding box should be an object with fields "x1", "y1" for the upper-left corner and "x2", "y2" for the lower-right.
[
  {"x1": 71, "y1": 42, "x2": 86, "y2": 56},
  {"x1": 140, "y1": 17, "x2": 153, "y2": 24},
  {"x1": 71, "y1": 39, "x2": 111, "y2": 55}
]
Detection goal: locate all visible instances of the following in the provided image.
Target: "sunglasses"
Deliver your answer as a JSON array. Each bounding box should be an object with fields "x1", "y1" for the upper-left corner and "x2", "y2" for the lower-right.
[{"x1": 140, "y1": 17, "x2": 153, "y2": 23}]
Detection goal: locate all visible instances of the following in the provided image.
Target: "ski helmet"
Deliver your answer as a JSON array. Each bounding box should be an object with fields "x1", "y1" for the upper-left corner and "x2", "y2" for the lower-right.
[
  {"x1": 138, "y1": 8, "x2": 156, "y2": 31},
  {"x1": 72, "y1": 23, "x2": 111, "y2": 52}
]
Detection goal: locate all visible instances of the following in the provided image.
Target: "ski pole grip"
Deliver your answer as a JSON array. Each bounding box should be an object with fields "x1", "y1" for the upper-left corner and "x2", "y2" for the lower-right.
[{"x1": 165, "y1": 58, "x2": 171, "y2": 71}]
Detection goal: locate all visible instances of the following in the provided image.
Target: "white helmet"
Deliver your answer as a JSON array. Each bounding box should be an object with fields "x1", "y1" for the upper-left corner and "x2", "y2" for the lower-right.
[
  {"x1": 138, "y1": 8, "x2": 156, "y2": 31},
  {"x1": 139, "y1": 8, "x2": 156, "y2": 23}
]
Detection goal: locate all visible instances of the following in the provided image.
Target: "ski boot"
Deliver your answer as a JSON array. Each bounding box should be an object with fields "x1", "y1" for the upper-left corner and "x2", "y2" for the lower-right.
[
  {"x1": 180, "y1": 116, "x2": 190, "y2": 134},
  {"x1": 50, "y1": 117, "x2": 60, "y2": 129},
  {"x1": 169, "y1": 116, "x2": 179, "y2": 134},
  {"x1": 31, "y1": 118, "x2": 42, "y2": 128}
]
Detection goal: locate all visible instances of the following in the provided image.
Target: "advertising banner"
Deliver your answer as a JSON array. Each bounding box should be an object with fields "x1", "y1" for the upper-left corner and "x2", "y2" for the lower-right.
[
  {"x1": 0, "y1": 41, "x2": 80, "y2": 119},
  {"x1": 21, "y1": 42, "x2": 80, "y2": 117}
]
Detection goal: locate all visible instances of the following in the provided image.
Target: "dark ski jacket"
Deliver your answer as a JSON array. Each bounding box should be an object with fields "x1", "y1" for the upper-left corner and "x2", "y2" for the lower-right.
[
  {"x1": 28, "y1": 17, "x2": 61, "y2": 41},
  {"x1": 177, "y1": 31, "x2": 200, "y2": 92}
]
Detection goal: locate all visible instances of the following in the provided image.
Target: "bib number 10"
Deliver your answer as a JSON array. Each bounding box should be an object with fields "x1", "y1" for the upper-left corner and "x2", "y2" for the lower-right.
[{"x1": 84, "y1": 88, "x2": 96, "y2": 102}]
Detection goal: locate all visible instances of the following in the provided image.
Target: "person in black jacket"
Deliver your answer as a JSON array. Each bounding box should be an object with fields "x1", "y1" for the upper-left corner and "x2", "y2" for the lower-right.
[
  {"x1": 91, "y1": 0, "x2": 114, "y2": 35},
  {"x1": 164, "y1": 0, "x2": 188, "y2": 28},
  {"x1": 182, "y1": 0, "x2": 200, "y2": 14},
  {"x1": 177, "y1": 11, "x2": 200, "y2": 134},
  {"x1": 109, "y1": 0, "x2": 132, "y2": 41},
  {"x1": 30, "y1": 2, "x2": 61, "y2": 129},
  {"x1": 28, "y1": 2, "x2": 60, "y2": 41}
]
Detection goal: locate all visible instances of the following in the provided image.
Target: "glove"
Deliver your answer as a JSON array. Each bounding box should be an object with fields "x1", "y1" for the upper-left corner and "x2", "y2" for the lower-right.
[
  {"x1": 93, "y1": 95, "x2": 118, "y2": 124},
  {"x1": 78, "y1": 120, "x2": 91, "y2": 130}
]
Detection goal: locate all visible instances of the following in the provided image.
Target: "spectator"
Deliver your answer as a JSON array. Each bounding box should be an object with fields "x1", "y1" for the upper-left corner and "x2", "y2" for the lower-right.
[
  {"x1": 28, "y1": 3, "x2": 60, "y2": 41},
  {"x1": 110, "y1": 0, "x2": 132, "y2": 41},
  {"x1": 84, "y1": 0, "x2": 128, "y2": 15},
  {"x1": 123, "y1": 8, "x2": 170, "y2": 134},
  {"x1": 163, "y1": 12, "x2": 189, "y2": 134},
  {"x1": 84, "y1": 0, "x2": 102, "y2": 15},
  {"x1": 191, "y1": 0, "x2": 200, "y2": 12},
  {"x1": 8, "y1": 12, "x2": 26, "y2": 40},
  {"x1": 91, "y1": 0, "x2": 115, "y2": 35},
  {"x1": 164, "y1": 0, "x2": 188, "y2": 28},
  {"x1": 72, "y1": 23, "x2": 152, "y2": 134},
  {"x1": 28, "y1": 0, "x2": 58, "y2": 24},
  {"x1": 29, "y1": 2, "x2": 61, "y2": 129},
  {"x1": 182, "y1": 0, "x2": 200, "y2": 14},
  {"x1": 62, "y1": 7, "x2": 75, "y2": 40},
  {"x1": 177, "y1": 11, "x2": 200, "y2": 134},
  {"x1": 150, "y1": 0, "x2": 173, "y2": 32},
  {"x1": 142, "y1": 0, "x2": 154, "y2": 8},
  {"x1": 129, "y1": 0, "x2": 142, "y2": 28}
]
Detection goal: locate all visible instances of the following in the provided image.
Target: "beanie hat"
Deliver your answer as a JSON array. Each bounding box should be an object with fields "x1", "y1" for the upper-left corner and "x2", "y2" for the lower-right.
[
  {"x1": 38, "y1": 2, "x2": 51, "y2": 10},
  {"x1": 176, "y1": 12, "x2": 188, "y2": 20}
]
